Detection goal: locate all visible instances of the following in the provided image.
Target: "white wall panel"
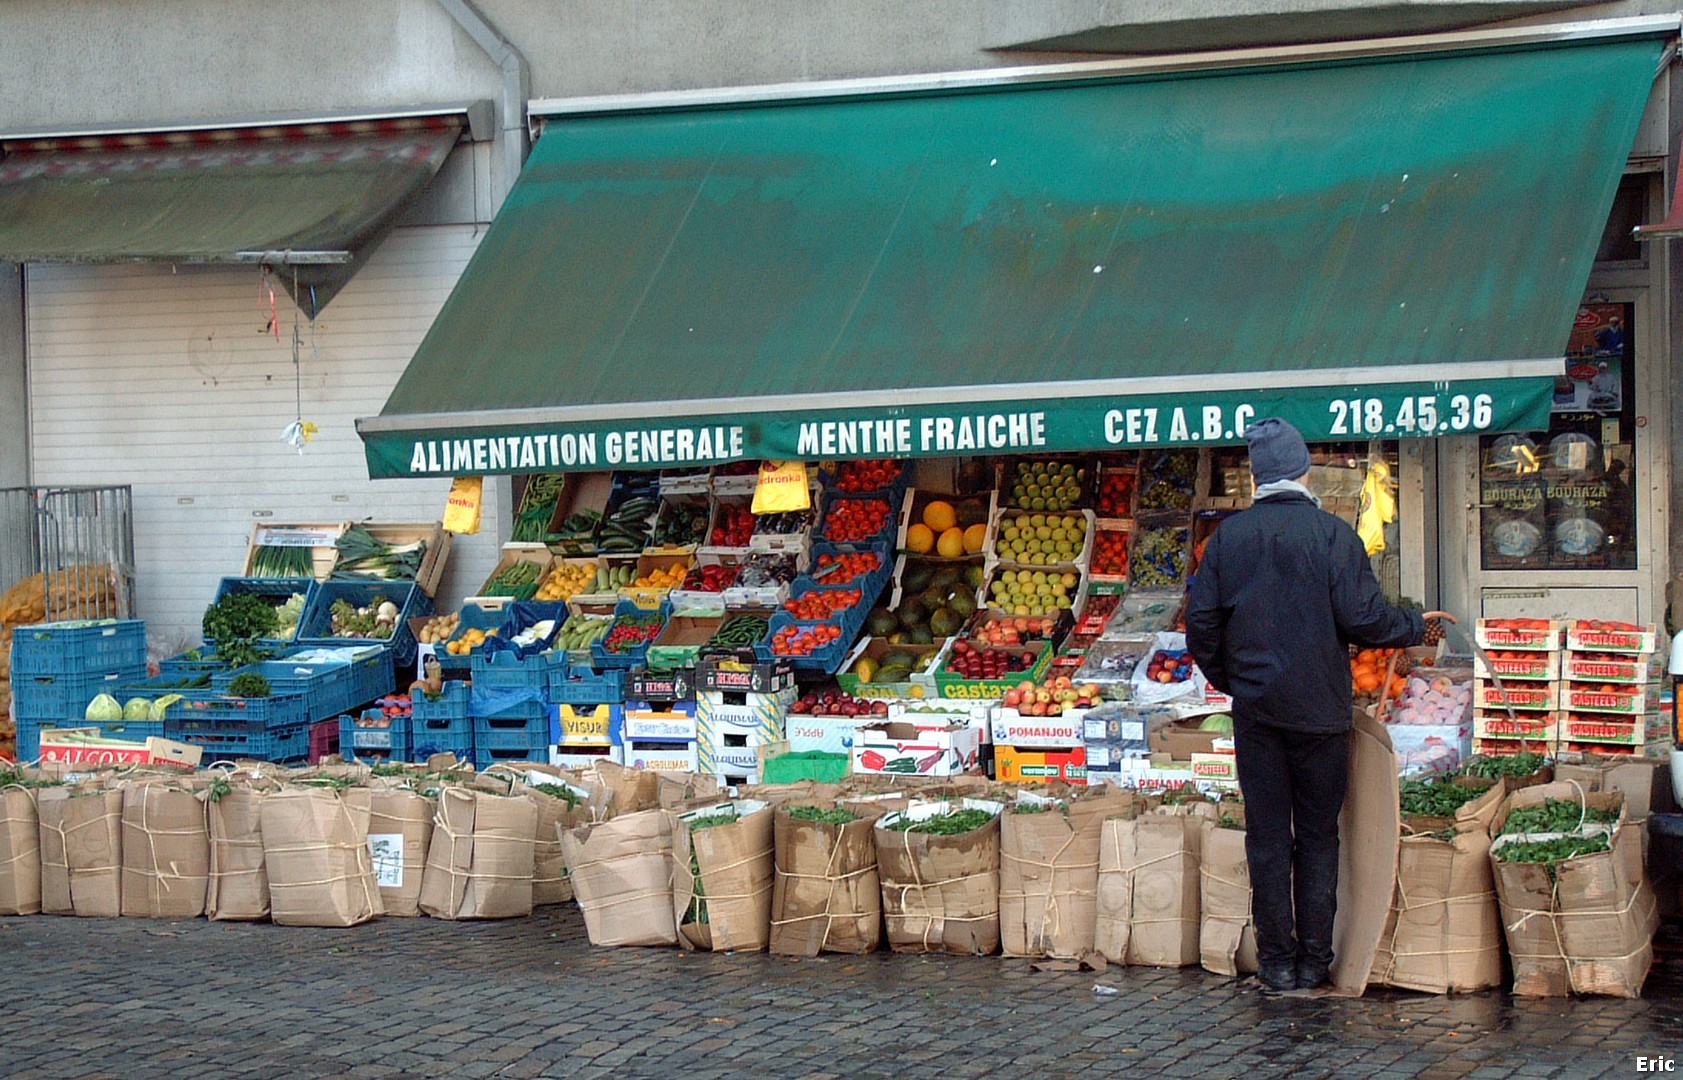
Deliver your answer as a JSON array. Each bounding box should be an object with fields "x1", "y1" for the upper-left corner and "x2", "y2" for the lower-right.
[{"x1": 26, "y1": 226, "x2": 500, "y2": 656}]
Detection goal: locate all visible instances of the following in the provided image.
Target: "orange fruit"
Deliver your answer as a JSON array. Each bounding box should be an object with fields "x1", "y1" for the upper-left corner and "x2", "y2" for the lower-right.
[
  {"x1": 906, "y1": 523, "x2": 935, "y2": 554},
  {"x1": 936, "y1": 527, "x2": 966, "y2": 559},
  {"x1": 923, "y1": 500, "x2": 958, "y2": 533},
  {"x1": 962, "y1": 523, "x2": 987, "y2": 554}
]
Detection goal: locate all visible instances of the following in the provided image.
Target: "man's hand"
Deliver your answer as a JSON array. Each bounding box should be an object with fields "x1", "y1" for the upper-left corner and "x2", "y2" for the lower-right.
[{"x1": 1422, "y1": 611, "x2": 1457, "y2": 624}]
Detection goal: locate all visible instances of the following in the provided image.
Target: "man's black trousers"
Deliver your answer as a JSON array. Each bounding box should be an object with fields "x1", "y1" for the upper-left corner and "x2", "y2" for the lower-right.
[{"x1": 1232, "y1": 718, "x2": 1350, "y2": 977}]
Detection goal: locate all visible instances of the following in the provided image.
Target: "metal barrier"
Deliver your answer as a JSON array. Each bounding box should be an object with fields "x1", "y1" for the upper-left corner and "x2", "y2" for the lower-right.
[{"x1": 0, "y1": 486, "x2": 135, "y2": 620}]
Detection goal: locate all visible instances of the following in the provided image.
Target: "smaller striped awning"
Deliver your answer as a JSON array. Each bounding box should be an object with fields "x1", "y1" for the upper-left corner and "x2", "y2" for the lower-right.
[{"x1": 0, "y1": 111, "x2": 471, "y2": 309}]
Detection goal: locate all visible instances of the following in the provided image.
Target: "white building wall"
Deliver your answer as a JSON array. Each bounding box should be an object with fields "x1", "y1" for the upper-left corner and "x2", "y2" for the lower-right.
[{"x1": 25, "y1": 225, "x2": 498, "y2": 656}]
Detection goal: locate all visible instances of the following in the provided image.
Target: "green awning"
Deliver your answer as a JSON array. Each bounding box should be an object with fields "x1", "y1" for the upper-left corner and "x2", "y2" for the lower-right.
[
  {"x1": 361, "y1": 31, "x2": 1665, "y2": 478},
  {"x1": 0, "y1": 124, "x2": 461, "y2": 309}
]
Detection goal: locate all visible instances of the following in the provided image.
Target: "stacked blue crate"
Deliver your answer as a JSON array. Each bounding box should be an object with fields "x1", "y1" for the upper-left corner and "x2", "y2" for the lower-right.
[{"x1": 10, "y1": 620, "x2": 149, "y2": 760}]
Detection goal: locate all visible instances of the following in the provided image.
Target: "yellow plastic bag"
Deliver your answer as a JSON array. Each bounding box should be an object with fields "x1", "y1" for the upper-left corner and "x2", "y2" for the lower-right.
[
  {"x1": 443, "y1": 476, "x2": 483, "y2": 535},
  {"x1": 751, "y1": 461, "x2": 812, "y2": 515}
]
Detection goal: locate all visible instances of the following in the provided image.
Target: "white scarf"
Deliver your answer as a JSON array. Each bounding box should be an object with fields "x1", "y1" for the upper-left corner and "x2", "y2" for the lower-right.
[{"x1": 1253, "y1": 478, "x2": 1321, "y2": 508}]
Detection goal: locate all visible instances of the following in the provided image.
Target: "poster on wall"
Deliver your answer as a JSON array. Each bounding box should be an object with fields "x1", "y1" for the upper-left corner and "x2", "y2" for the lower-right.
[{"x1": 1554, "y1": 304, "x2": 1628, "y2": 415}]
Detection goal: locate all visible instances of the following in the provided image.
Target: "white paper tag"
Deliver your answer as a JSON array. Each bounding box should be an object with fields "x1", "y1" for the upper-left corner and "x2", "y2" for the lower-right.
[
  {"x1": 1119, "y1": 721, "x2": 1145, "y2": 741},
  {"x1": 368, "y1": 833, "x2": 404, "y2": 889}
]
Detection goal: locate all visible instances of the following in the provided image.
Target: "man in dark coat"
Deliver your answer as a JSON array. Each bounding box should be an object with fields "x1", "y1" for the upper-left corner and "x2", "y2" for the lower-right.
[{"x1": 1185, "y1": 418, "x2": 1446, "y2": 992}]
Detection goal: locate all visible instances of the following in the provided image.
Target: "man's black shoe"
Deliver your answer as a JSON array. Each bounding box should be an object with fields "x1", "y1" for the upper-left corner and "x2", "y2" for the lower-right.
[
  {"x1": 1296, "y1": 964, "x2": 1331, "y2": 990},
  {"x1": 1258, "y1": 963, "x2": 1297, "y2": 992}
]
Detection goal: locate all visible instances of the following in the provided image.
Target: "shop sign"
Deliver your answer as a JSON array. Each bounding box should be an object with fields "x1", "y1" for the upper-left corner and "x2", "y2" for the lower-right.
[{"x1": 365, "y1": 376, "x2": 1553, "y2": 479}]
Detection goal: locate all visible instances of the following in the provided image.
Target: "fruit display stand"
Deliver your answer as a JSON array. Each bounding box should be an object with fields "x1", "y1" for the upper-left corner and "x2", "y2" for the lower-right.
[
  {"x1": 534, "y1": 557, "x2": 606, "y2": 603},
  {"x1": 669, "y1": 552, "x2": 746, "y2": 610}
]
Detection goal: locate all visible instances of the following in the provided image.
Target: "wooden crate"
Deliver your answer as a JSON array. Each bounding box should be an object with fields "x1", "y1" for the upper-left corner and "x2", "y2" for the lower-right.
[
  {"x1": 354, "y1": 521, "x2": 451, "y2": 597},
  {"x1": 244, "y1": 521, "x2": 346, "y2": 581}
]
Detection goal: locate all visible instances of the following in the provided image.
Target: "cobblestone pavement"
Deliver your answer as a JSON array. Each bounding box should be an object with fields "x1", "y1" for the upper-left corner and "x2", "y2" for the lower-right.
[{"x1": 2, "y1": 909, "x2": 1681, "y2": 1080}]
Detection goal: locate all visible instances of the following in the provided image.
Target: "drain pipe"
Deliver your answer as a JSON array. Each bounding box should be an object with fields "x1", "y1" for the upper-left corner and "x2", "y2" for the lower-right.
[{"x1": 435, "y1": 0, "x2": 530, "y2": 207}]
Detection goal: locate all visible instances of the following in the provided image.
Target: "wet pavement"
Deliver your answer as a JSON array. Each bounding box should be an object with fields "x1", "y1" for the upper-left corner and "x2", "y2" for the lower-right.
[{"x1": 1, "y1": 908, "x2": 1681, "y2": 1079}]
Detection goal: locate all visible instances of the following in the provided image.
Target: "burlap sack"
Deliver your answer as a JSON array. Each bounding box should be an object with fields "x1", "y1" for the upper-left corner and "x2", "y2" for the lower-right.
[
  {"x1": 0, "y1": 783, "x2": 43, "y2": 915},
  {"x1": 37, "y1": 786, "x2": 122, "y2": 917},
  {"x1": 561, "y1": 806, "x2": 677, "y2": 947},
  {"x1": 1372, "y1": 819, "x2": 1501, "y2": 993},
  {"x1": 999, "y1": 786, "x2": 1139, "y2": 959},
  {"x1": 1198, "y1": 819, "x2": 1258, "y2": 977},
  {"x1": 673, "y1": 801, "x2": 774, "y2": 952},
  {"x1": 368, "y1": 787, "x2": 434, "y2": 917},
  {"x1": 874, "y1": 800, "x2": 1002, "y2": 956},
  {"x1": 259, "y1": 786, "x2": 382, "y2": 927},
  {"x1": 419, "y1": 787, "x2": 538, "y2": 920},
  {"x1": 206, "y1": 775, "x2": 281, "y2": 921},
  {"x1": 770, "y1": 803, "x2": 884, "y2": 957},
  {"x1": 119, "y1": 781, "x2": 209, "y2": 918},
  {"x1": 1491, "y1": 785, "x2": 1655, "y2": 997},
  {"x1": 1095, "y1": 807, "x2": 1206, "y2": 967}
]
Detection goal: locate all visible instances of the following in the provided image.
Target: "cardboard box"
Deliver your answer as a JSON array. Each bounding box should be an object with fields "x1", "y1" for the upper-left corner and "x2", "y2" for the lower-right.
[
  {"x1": 1473, "y1": 651, "x2": 1561, "y2": 681},
  {"x1": 37, "y1": 728, "x2": 202, "y2": 769},
  {"x1": 1564, "y1": 621, "x2": 1659, "y2": 655},
  {"x1": 623, "y1": 709, "x2": 699, "y2": 741},
  {"x1": 469, "y1": 545, "x2": 555, "y2": 604},
  {"x1": 934, "y1": 639, "x2": 1054, "y2": 699},
  {"x1": 1473, "y1": 680, "x2": 1559, "y2": 711},
  {"x1": 1473, "y1": 735, "x2": 1556, "y2": 757},
  {"x1": 356, "y1": 521, "x2": 451, "y2": 597},
  {"x1": 645, "y1": 613, "x2": 719, "y2": 670},
  {"x1": 551, "y1": 703, "x2": 622, "y2": 747},
  {"x1": 994, "y1": 744, "x2": 1087, "y2": 784},
  {"x1": 1562, "y1": 682, "x2": 1661, "y2": 716},
  {"x1": 1562, "y1": 653, "x2": 1655, "y2": 685},
  {"x1": 784, "y1": 714, "x2": 876, "y2": 755},
  {"x1": 851, "y1": 721, "x2": 982, "y2": 777},
  {"x1": 1189, "y1": 752, "x2": 1238, "y2": 784},
  {"x1": 622, "y1": 739, "x2": 701, "y2": 773},
  {"x1": 697, "y1": 657, "x2": 796, "y2": 695},
  {"x1": 1472, "y1": 711, "x2": 1559, "y2": 741},
  {"x1": 990, "y1": 709, "x2": 1086, "y2": 748},
  {"x1": 628, "y1": 669, "x2": 694, "y2": 704},
  {"x1": 544, "y1": 472, "x2": 613, "y2": 556},
  {"x1": 1473, "y1": 619, "x2": 1565, "y2": 652},
  {"x1": 550, "y1": 745, "x2": 622, "y2": 771},
  {"x1": 1149, "y1": 718, "x2": 1225, "y2": 760},
  {"x1": 834, "y1": 637, "x2": 947, "y2": 700},
  {"x1": 1091, "y1": 755, "x2": 1233, "y2": 794},
  {"x1": 243, "y1": 521, "x2": 345, "y2": 581},
  {"x1": 1560, "y1": 713, "x2": 1648, "y2": 747}
]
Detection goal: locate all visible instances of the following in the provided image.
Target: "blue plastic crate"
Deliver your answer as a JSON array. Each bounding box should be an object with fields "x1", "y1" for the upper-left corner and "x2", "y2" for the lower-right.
[
  {"x1": 75, "y1": 716, "x2": 167, "y2": 743},
  {"x1": 756, "y1": 612, "x2": 851, "y2": 674},
  {"x1": 430, "y1": 603, "x2": 507, "y2": 674},
  {"x1": 546, "y1": 664, "x2": 625, "y2": 705},
  {"x1": 13, "y1": 718, "x2": 40, "y2": 761},
  {"x1": 170, "y1": 692, "x2": 310, "y2": 730},
  {"x1": 410, "y1": 682, "x2": 474, "y2": 759},
  {"x1": 10, "y1": 667, "x2": 144, "y2": 722},
  {"x1": 817, "y1": 491, "x2": 899, "y2": 550},
  {"x1": 157, "y1": 648, "x2": 235, "y2": 680},
  {"x1": 296, "y1": 581, "x2": 432, "y2": 665},
  {"x1": 210, "y1": 648, "x2": 394, "y2": 723},
  {"x1": 590, "y1": 600, "x2": 670, "y2": 670},
  {"x1": 164, "y1": 717, "x2": 310, "y2": 762},
  {"x1": 10, "y1": 620, "x2": 147, "y2": 677},
  {"x1": 340, "y1": 710, "x2": 410, "y2": 757},
  {"x1": 808, "y1": 542, "x2": 892, "y2": 593},
  {"x1": 784, "y1": 578, "x2": 875, "y2": 644},
  {"x1": 471, "y1": 648, "x2": 568, "y2": 694},
  {"x1": 207, "y1": 577, "x2": 316, "y2": 649}
]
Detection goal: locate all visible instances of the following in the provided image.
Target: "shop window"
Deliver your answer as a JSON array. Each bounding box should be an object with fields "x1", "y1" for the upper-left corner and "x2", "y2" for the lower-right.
[
  {"x1": 1594, "y1": 175, "x2": 1647, "y2": 265},
  {"x1": 1478, "y1": 302, "x2": 1637, "y2": 571}
]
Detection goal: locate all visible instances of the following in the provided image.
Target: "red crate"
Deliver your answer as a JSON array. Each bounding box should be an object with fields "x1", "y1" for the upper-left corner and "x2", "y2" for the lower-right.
[{"x1": 308, "y1": 718, "x2": 341, "y2": 764}]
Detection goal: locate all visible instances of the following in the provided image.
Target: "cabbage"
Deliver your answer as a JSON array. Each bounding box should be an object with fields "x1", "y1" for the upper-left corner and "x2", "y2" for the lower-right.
[
  {"x1": 85, "y1": 693, "x2": 123, "y2": 722},
  {"x1": 122, "y1": 697, "x2": 153, "y2": 721}
]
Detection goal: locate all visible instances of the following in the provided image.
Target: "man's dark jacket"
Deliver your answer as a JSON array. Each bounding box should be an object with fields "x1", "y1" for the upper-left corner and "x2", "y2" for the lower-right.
[{"x1": 1185, "y1": 491, "x2": 1423, "y2": 733}]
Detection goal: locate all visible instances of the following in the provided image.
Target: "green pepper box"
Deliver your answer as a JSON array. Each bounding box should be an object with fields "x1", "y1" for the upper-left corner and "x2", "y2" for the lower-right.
[{"x1": 932, "y1": 639, "x2": 1054, "y2": 700}]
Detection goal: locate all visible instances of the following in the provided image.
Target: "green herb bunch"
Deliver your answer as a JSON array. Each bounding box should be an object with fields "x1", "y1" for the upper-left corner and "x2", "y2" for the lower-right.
[
  {"x1": 885, "y1": 808, "x2": 995, "y2": 834},
  {"x1": 532, "y1": 782, "x2": 582, "y2": 809},
  {"x1": 1459, "y1": 753, "x2": 1548, "y2": 780},
  {"x1": 1398, "y1": 778, "x2": 1486, "y2": 818},
  {"x1": 1499, "y1": 799, "x2": 1620, "y2": 837},
  {"x1": 202, "y1": 593, "x2": 279, "y2": 669},
  {"x1": 1493, "y1": 833, "x2": 1612, "y2": 876},
  {"x1": 786, "y1": 805, "x2": 858, "y2": 826},
  {"x1": 226, "y1": 672, "x2": 272, "y2": 699}
]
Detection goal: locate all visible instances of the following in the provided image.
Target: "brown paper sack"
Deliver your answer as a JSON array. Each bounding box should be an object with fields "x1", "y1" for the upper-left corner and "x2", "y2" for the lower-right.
[
  {"x1": 561, "y1": 806, "x2": 677, "y2": 947},
  {"x1": 1330, "y1": 709, "x2": 1402, "y2": 997},
  {"x1": 259, "y1": 787, "x2": 382, "y2": 927},
  {"x1": 591, "y1": 761, "x2": 664, "y2": 818},
  {"x1": 673, "y1": 801, "x2": 774, "y2": 952},
  {"x1": 1554, "y1": 757, "x2": 1667, "y2": 824},
  {"x1": 874, "y1": 799, "x2": 1002, "y2": 955},
  {"x1": 525, "y1": 787, "x2": 590, "y2": 906},
  {"x1": 207, "y1": 779, "x2": 279, "y2": 921},
  {"x1": 120, "y1": 782, "x2": 209, "y2": 918},
  {"x1": 1000, "y1": 787, "x2": 1139, "y2": 959},
  {"x1": 37, "y1": 787, "x2": 122, "y2": 917},
  {"x1": 368, "y1": 788, "x2": 434, "y2": 917},
  {"x1": 1198, "y1": 820, "x2": 1258, "y2": 977},
  {"x1": 0, "y1": 784, "x2": 43, "y2": 915},
  {"x1": 1095, "y1": 809, "x2": 1204, "y2": 967},
  {"x1": 770, "y1": 803, "x2": 884, "y2": 957},
  {"x1": 420, "y1": 787, "x2": 539, "y2": 919},
  {"x1": 1372, "y1": 819, "x2": 1501, "y2": 994},
  {"x1": 1491, "y1": 784, "x2": 1656, "y2": 997}
]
